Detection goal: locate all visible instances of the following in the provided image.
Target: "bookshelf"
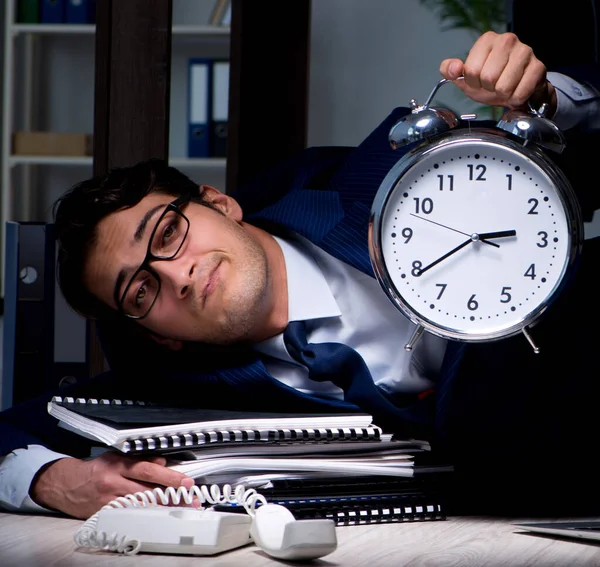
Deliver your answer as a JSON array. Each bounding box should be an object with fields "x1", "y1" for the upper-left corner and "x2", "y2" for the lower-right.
[
  {"x1": 0, "y1": 0, "x2": 311, "y2": 384},
  {"x1": 0, "y1": 0, "x2": 231, "y2": 296}
]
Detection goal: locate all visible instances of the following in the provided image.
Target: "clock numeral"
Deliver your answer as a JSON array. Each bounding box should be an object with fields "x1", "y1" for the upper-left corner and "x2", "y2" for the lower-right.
[
  {"x1": 500, "y1": 286, "x2": 512, "y2": 303},
  {"x1": 506, "y1": 174, "x2": 512, "y2": 190},
  {"x1": 467, "y1": 164, "x2": 486, "y2": 181},
  {"x1": 524, "y1": 264, "x2": 536, "y2": 280},
  {"x1": 435, "y1": 283, "x2": 447, "y2": 300},
  {"x1": 527, "y1": 198, "x2": 539, "y2": 215},
  {"x1": 413, "y1": 197, "x2": 434, "y2": 215},
  {"x1": 467, "y1": 294, "x2": 479, "y2": 311},
  {"x1": 536, "y1": 231, "x2": 548, "y2": 248},
  {"x1": 411, "y1": 260, "x2": 423, "y2": 277},
  {"x1": 402, "y1": 227, "x2": 413, "y2": 243},
  {"x1": 437, "y1": 174, "x2": 454, "y2": 191}
]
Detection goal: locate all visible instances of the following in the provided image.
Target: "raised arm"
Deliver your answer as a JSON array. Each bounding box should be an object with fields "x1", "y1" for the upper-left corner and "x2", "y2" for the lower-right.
[{"x1": 439, "y1": 31, "x2": 600, "y2": 134}]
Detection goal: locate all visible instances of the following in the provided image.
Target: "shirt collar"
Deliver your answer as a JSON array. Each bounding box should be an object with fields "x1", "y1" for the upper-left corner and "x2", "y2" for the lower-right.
[{"x1": 274, "y1": 234, "x2": 341, "y2": 323}]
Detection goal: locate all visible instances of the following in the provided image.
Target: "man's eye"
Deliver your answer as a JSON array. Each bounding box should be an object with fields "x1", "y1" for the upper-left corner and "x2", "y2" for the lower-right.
[
  {"x1": 162, "y1": 222, "x2": 176, "y2": 244},
  {"x1": 133, "y1": 281, "x2": 148, "y2": 307}
]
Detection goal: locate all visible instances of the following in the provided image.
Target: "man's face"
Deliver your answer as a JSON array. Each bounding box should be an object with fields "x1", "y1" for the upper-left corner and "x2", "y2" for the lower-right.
[{"x1": 84, "y1": 187, "x2": 271, "y2": 345}]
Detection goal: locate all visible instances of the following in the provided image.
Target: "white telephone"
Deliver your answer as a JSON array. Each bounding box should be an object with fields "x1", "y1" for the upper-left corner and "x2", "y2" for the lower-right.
[{"x1": 74, "y1": 483, "x2": 337, "y2": 560}]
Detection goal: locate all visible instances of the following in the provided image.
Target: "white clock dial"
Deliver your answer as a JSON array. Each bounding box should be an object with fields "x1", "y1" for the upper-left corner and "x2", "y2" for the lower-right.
[{"x1": 370, "y1": 132, "x2": 582, "y2": 341}]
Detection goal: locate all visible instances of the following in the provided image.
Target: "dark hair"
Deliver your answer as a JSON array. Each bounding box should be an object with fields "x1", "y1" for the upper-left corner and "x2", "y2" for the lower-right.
[{"x1": 53, "y1": 158, "x2": 209, "y2": 320}]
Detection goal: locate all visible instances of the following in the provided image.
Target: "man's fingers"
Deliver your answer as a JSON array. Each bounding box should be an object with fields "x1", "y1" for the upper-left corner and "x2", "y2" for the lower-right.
[
  {"x1": 508, "y1": 60, "x2": 547, "y2": 108},
  {"x1": 438, "y1": 31, "x2": 551, "y2": 111},
  {"x1": 460, "y1": 31, "x2": 501, "y2": 91},
  {"x1": 122, "y1": 458, "x2": 195, "y2": 490},
  {"x1": 440, "y1": 58, "x2": 464, "y2": 80}
]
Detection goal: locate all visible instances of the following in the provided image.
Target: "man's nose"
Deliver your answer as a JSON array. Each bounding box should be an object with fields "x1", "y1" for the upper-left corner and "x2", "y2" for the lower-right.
[{"x1": 153, "y1": 258, "x2": 195, "y2": 298}]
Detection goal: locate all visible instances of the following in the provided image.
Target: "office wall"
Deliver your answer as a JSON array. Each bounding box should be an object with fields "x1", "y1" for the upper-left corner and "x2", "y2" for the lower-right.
[{"x1": 308, "y1": 0, "x2": 478, "y2": 147}]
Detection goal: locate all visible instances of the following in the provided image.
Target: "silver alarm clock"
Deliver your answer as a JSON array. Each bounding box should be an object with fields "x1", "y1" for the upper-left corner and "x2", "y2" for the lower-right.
[{"x1": 368, "y1": 77, "x2": 583, "y2": 353}]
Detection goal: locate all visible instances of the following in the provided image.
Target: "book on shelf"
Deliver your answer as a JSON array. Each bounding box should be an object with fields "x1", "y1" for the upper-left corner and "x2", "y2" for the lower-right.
[
  {"x1": 17, "y1": 0, "x2": 40, "y2": 23},
  {"x1": 208, "y1": 0, "x2": 231, "y2": 26},
  {"x1": 47, "y1": 396, "x2": 383, "y2": 454}
]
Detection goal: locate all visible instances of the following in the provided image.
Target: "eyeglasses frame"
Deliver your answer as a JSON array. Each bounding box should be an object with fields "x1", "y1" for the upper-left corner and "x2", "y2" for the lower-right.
[{"x1": 118, "y1": 192, "x2": 192, "y2": 319}]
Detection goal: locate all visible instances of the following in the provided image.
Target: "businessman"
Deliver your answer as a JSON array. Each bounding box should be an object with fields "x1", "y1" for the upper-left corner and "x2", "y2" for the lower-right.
[{"x1": 2, "y1": 32, "x2": 600, "y2": 520}]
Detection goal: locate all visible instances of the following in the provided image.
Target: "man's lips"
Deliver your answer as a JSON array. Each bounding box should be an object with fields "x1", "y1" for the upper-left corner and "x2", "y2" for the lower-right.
[{"x1": 202, "y1": 260, "x2": 222, "y2": 303}]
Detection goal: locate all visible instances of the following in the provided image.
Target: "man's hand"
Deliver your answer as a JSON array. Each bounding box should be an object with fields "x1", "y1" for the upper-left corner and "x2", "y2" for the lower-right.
[
  {"x1": 30, "y1": 452, "x2": 195, "y2": 519},
  {"x1": 440, "y1": 31, "x2": 557, "y2": 116}
]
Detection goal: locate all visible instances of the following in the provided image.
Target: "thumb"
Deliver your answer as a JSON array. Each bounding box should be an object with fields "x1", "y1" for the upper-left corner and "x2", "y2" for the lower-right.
[{"x1": 440, "y1": 59, "x2": 464, "y2": 80}]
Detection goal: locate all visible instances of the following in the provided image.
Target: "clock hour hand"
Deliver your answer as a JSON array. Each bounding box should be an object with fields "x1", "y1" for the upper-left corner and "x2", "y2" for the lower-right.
[
  {"x1": 478, "y1": 230, "x2": 517, "y2": 240},
  {"x1": 417, "y1": 229, "x2": 516, "y2": 276},
  {"x1": 417, "y1": 238, "x2": 472, "y2": 276}
]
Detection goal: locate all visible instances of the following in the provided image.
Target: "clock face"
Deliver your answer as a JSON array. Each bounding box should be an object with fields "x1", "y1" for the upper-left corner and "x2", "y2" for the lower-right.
[{"x1": 370, "y1": 131, "x2": 582, "y2": 341}]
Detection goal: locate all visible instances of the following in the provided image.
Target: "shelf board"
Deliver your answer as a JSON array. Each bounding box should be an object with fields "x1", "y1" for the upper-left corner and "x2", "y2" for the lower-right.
[
  {"x1": 9, "y1": 156, "x2": 226, "y2": 168},
  {"x1": 169, "y1": 157, "x2": 226, "y2": 168},
  {"x1": 9, "y1": 155, "x2": 93, "y2": 166},
  {"x1": 11, "y1": 24, "x2": 230, "y2": 36}
]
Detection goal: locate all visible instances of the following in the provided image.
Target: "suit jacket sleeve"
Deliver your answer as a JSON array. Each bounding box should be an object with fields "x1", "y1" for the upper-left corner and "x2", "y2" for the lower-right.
[
  {"x1": 0, "y1": 371, "x2": 134, "y2": 457},
  {"x1": 552, "y1": 64, "x2": 600, "y2": 92}
]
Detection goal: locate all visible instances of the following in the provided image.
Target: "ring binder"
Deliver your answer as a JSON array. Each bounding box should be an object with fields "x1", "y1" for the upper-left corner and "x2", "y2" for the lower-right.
[
  {"x1": 47, "y1": 396, "x2": 379, "y2": 453},
  {"x1": 122, "y1": 426, "x2": 383, "y2": 454}
]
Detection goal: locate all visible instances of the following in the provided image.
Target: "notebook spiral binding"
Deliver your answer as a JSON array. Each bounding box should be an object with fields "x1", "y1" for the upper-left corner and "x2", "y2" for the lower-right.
[
  {"x1": 288, "y1": 500, "x2": 446, "y2": 526},
  {"x1": 122, "y1": 427, "x2": 383, "y2": 454},
  {"x1": 56, "y1": 397, "x2": 144, "y2": 406}
]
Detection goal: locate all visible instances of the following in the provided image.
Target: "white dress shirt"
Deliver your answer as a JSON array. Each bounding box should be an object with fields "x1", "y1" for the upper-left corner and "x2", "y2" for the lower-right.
[
  {"x1": 1, "y1": 72, "x2": 598, "y2": 514},
  {"x1": 254, "y1": 234, "x2": 445, "y2": 398}
]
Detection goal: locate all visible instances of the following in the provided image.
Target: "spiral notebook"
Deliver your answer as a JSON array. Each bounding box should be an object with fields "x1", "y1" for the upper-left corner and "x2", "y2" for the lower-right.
[
  {"x1": 48, "y1": 396, "x2": 381, "y2": 454},
  {"x1": 278, "y1": 497, "x2": 446, "y2": 526},
  {"x1": 213, "y1": 474, "x2": 450, "y2": 525}
]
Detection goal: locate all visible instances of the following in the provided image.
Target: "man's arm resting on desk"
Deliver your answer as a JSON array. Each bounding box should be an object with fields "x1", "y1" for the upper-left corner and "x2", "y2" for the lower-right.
[
  {"x1": 0, "y1": 445, "x2": 196, "y2": 520},
  {"x1": 0, "y1": 445, "x2": 71, "y2": 513}
]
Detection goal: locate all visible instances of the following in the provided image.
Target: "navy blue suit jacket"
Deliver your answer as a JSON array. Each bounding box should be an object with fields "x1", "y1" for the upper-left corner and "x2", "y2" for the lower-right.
[
  {"x1": 2, "y1": 96, "x2": 600, "y2": 515},
  {"x1": 0, "y1": 106, "x2": 425, "y2": 458}
]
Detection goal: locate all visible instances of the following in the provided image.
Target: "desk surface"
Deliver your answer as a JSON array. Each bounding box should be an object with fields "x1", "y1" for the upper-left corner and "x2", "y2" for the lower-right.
[{"x1": 2, "y1": 512, "x2": 600, "y2": 566}]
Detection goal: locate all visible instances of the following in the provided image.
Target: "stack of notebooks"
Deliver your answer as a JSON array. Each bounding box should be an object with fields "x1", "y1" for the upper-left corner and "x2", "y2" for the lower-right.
[{"x1": 48, "y1": 396, "x2": 452, "y2": 526}]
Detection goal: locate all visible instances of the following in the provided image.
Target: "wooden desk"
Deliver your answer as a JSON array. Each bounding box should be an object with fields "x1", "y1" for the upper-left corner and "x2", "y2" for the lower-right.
[{"x1": 2, "y1": 512, "x2": 600, "y2": 566}]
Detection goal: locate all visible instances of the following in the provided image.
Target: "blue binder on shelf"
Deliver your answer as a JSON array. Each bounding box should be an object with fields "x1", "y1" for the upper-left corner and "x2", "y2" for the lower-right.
[
  {"x1": 187, "y1": 58, "x2": 213, "y2": 158},
  {"x1": 65, "y1": 0, "x2": 96, "y2": 23},
  {"x1": 40, "y1": 0, "x2": 65, "y2": 23},
  {"x1": 210, "y1": 60, "x2": 229, "y2": 158}
]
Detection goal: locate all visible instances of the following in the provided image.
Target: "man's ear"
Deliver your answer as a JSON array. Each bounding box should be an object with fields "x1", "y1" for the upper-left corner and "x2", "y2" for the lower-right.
[
  {"x1": 200, "y1": 185, "x2": 243, "y2": 222},
  {"x1": 148, "y1": 333, "x2": 184, "y2": 351}
]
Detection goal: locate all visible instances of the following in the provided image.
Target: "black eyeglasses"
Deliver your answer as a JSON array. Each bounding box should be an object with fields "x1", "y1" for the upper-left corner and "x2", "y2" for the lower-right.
[{"x1": 118, "y1": 193, "x2": 192, "y2": 319}]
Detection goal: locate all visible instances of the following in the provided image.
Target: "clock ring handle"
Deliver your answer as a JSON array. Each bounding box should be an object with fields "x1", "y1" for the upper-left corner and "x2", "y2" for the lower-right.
[
  {"x1": 423, "y1": 76, "x2": 552, "y2": 123},
  {"x1": 421, "y1": 76, "x2": 465, "y2": 109}
]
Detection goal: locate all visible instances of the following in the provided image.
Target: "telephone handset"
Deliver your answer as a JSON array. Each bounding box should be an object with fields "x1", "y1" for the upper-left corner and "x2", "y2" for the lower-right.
[{"x1": 74, "y1": 483, "x2": 337, "y2": 560}]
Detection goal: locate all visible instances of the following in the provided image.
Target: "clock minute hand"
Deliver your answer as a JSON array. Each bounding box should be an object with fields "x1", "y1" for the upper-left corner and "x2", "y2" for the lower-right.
[
  {"x1": 417, "y1": 238, "x2": 472, "y2": 276},
  {"x1": 411, "y1": 214, "x2": 499, "y2": 248},
  {"x1": 410, "y1": 213, "x2": 470, "y2": 237}
]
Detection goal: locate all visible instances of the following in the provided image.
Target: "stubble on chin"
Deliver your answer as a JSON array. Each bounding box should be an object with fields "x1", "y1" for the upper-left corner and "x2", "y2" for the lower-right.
[{"x1": 201, "y1": 231, "x2": 270, "y2": 345}]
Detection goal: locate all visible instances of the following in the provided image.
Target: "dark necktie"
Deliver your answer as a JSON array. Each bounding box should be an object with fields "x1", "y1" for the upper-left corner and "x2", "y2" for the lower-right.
[{"x1": 283, "y1": 320, "x2": 433, "y2": 436}]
